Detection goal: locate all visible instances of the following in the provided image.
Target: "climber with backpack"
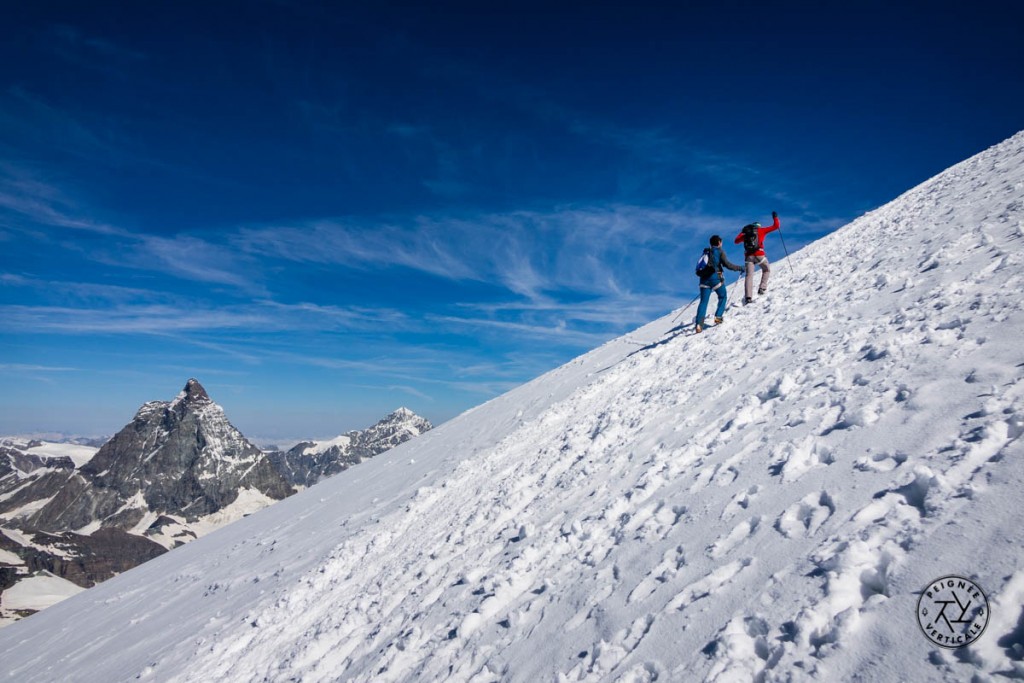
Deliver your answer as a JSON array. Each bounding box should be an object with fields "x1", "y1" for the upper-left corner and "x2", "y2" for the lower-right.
[
  {"x1": 694, "y1": 234, "x2": 744, "y2": 333},
  {"x1": 734, "y1": 211, "x2": 781, "y2": 304}
]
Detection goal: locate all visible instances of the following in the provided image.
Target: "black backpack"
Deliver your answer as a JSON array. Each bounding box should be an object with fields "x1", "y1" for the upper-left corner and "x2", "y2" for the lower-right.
[
  {"x1": 741, "y1": 224, "x2": 760, "y2": 254},
  {"x1": 695, "y1": 247, "x2": 716, "y2": 278}
]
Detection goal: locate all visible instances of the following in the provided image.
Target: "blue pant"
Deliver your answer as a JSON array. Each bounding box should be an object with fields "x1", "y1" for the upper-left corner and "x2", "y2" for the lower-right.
[{"x1": 696, "y1": 282, "x2": 728, "y2": 325}]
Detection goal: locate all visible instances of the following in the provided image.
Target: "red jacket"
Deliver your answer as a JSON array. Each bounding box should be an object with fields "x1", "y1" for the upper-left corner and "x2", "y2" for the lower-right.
[{"x1": 734, "y1": 215, "x2": 780, "y2": 258}]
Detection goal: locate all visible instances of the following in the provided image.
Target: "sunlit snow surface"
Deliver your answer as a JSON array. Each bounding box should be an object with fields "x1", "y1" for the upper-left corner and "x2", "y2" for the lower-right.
[
  {"x1": 0, "y1": 439, "x2": 98, "y2": 469},
  {"x1": 24, "y1": 442, "x2": 97, "y2": 468},
  {"x1": 2, "y1": 575, "x2": 83, "y2": 614},
  {"x1": 1, "y1": 132, "x2": 1022, "y2": 681}
]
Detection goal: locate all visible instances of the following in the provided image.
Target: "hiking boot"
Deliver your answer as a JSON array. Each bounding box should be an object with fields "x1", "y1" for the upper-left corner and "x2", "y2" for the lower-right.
[
  {"x1": 743, "y1": 297, "x2": 753, "y2": 305},
  {"x1": 694, "y1": 323, "x2": 704, "y2": 334},
  {"x1": 758, "y1": 288, "x2": 766, "y2": 296},
  {"x1": 714, "y1": 316, "x2": 723, "y2": 325}
]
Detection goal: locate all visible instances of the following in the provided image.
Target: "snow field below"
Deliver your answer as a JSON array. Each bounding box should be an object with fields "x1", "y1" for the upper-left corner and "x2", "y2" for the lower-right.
[
  {"x1": 22, "y1": 442, "x2": 98, "y2": 468},
  {"x1": 0, "y1": 132, "x2": 1022, "y2": 682},
  {"x1": 2, "y1": 574, "x2": 84, "y2": 613}
]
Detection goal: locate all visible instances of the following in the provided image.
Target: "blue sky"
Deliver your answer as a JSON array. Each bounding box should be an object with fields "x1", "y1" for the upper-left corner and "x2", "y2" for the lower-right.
[{"x1": 1, "y1": 1, "x2": 1021, "y2": 441}]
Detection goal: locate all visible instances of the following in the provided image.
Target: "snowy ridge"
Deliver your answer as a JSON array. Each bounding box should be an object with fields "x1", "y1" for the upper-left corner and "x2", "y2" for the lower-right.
[
  {"x1": 0, "y1": 132, "x2": 1022, "y2": 681},
  {"x1": 1, "y1": 574, "x2": 83, "y2": 613},
  {"x1": 268, "y1": 408, "x2": 432, "y2": 487},
  {"x1": 2, "y1": 440, "x2": 98, "y2": 469},
  {"x1": 299, "y1": 434, "x2": 352, "y2": 456}
]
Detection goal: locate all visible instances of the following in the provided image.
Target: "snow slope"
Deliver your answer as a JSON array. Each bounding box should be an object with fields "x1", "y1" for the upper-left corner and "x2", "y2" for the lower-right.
[
  {"x1": 22, "y1": 442, "x2": 97, "y2": 468},
  {"x1": 1, "y1": 574, "x2": 84, "y2": 613},
  {"x1": 0, "y1": 132, "x2": 1022, "y2": 682}
]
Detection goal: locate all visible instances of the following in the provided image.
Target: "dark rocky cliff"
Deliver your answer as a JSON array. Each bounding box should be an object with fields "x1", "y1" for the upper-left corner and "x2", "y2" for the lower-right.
[{"x1": 26, "y1": 379, "x2": 295, "y2": 533}]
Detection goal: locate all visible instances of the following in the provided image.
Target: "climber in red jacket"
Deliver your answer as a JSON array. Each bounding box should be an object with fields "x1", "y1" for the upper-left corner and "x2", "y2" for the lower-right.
[{"x1": 734, "y1": 211, "x2": 780, "y2": 304}]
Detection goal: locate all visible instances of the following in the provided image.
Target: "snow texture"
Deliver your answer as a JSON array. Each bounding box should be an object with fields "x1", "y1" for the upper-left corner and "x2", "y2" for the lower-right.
[
  {"x1": 1, "y1": 575, "x2": 84, "y2": 612},
  {"x1": 0, "y1": 132, "x2": 1023, "y2": 681}
]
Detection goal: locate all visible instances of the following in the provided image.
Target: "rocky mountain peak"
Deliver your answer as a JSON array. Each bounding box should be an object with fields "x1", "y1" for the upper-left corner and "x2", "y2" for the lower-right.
[
  {"x1": 376, "y1": 407, "x2": 431, "y2": 433},
  {"x1": 380, "y1": 407, "x2": 432, "y2": 433},
  {"x1": 174, "y1": 378, "x2": 211, "y2": 406},
  {"x1": 23, "y1": 380, "x2": 294, "y2": 533}
]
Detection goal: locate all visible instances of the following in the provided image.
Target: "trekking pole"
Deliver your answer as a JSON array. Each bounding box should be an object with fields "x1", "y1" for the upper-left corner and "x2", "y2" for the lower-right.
[
  {"x1": 778, "y1": 229, "x2": 794, "y2": 262},
  {"x1": 727, "y1": 270, "x2": 741, "y2": 311},
  {"x1": 777, "y1": 224, "x2": 792, "y2": 265},
  {"x1": 671, "y1": 292, "x2": 701, "y2": 324}
]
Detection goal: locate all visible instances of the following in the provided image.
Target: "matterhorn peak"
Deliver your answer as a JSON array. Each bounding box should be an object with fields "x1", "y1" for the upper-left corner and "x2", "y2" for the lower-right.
[
  {"x1": 168, "y1": 378, "x2": 215, "y2": 415},
  {"x1": 178, "y1": 378, "x2": 211, "y2": 404}
]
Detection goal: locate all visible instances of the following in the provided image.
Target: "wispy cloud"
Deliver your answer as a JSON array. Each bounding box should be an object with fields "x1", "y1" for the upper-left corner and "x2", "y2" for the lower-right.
[
  {"x1": 384, "y1": 385, "x2": 434, "y2": 401},
  {"x1": 0, "y1": 304, "x2": 272, "y2": 335},
  {"x1": 414, "y1": 63, "x2": 784, "y2": 202},
  {"x1": 1, "y1": 84, "x2": 236, "y2": 196},
  {"x1": 0, "y1": 364, "x2": 78, "y2": 372},
  {"x1": 0, "y1": 87, "x2": 133, "y2": 168},
  {"x1": 47, "y1": 24, "x2": 148, "y2": 66},
  {"x1": 428, "y1": 315, "x2": 614, "y2": 348},
  {"x1": 0, "y1": 163, "x2": 127, "y2": 236},
  {"x1": 236, "y1": 219, "x2": 478, "y2": 281},
  {"x1": 254, "y1": 341, "x2": 538, "y2": 398},
  {"x1": 0, "y1": 275, "x2": 179, "y2": 305},
  {"x1": 0, "y1": 157, "x2": 761, "y2": 383},
  {"x1": 236, "y1": 202, "x2": 722, "y2": 301},
  {"x1": 0, "y1": 298, "x2": 421, "y2": 337},
  {"x1": 0, "y1": 363, "x2": 80, "y2": 387},
  {"x1": 456, "y1": 292, "x2": 683, "y2": 329},
  {"x1": 134, "y1": 234, "x2": 263, "y2": 292},
  {"x1": 258, "y1": 301, "x2": 412, "y2": 331},
  {"x1": 0, "y1": 166, "x2": 265, "y2": 291},
  {"x1": 219, "y1": 200, "x2": 752, "y2": 361},
  {"x1": 566, "y1": 115, "x2": 814, "y2": 212},
  {"x1": 385, "y1": 123, "x2": 473, "y2": 198}
]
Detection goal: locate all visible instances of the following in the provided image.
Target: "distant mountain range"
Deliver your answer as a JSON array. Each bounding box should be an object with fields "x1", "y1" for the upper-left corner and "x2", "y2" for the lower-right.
[
  {"x1": 0, "y1": 379, "x2": 430, "y2": 626},
  {"x1": 269, "y1": 406, "x2": 432, "y2": 487}
]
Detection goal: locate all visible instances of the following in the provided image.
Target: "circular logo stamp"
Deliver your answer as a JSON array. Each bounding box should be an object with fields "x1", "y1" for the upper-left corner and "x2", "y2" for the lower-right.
[{"x1": 917, "y1": 575, "x2": 989, "y2": 648}]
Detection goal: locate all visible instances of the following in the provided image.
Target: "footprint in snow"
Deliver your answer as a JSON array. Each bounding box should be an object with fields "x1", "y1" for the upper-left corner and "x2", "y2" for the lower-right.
[
  {"x1": 690, "y1": 453, "x2": 744, "y2": 493},
  {"x1": 774, "y1": 492, "x2": 835, "y2": 538},
  {"x1": 768, "y1": 437, "x2": 835, "y2": 483},
  {"x1": 855, "y1": 467, "x2": 946, "y2": 523},
  {"x1": 799, "y1": 534, "x2": 902, "y2": 657},
  {"x1": 721, "y1": 484, "x2": 761, "y2": 521},
  {"x1": 666, "y1": 558, "x2": 754, "y2": 613},
  {"x1": 854, "y1": 450, "x2": 908, "y2": 473},
  {"x1": 713, "y1": 465, "x2": 739, "y2": 487},
  {"x1": 702, "y1": 614, "x2": 782, "y2": 681},
  {"x1": 627, "y1": 545, "x2": 686, "y2": 605},
  {"x1": 707, "y1": 516, "x2": 761, "y2": 559}
]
